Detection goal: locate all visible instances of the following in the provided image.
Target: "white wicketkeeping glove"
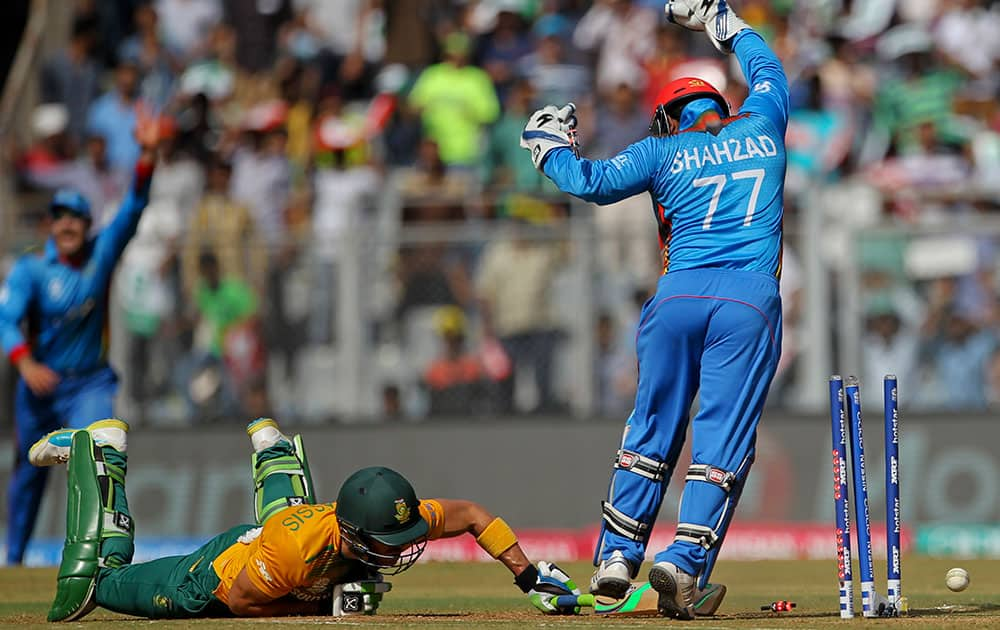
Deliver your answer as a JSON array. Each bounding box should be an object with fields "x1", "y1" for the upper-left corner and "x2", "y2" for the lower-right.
[
  {"x1": 331, "y1": 580, "x2": 391, "y2": 616},
  {"x1": 520, "y1": 104, "x2": 578, "y2": 170},
  {"x1": 665, "y1": 0, "x2": 749, "y2": 53}
]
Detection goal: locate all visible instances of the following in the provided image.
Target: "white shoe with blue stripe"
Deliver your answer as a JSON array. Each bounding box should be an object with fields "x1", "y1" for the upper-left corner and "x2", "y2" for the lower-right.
[{"x1": 28, "y1": 419, "x2": 129, "y2": 467}]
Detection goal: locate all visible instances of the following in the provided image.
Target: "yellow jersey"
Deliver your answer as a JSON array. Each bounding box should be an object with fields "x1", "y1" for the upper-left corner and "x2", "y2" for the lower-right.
[{"x1": 212, "y1": 499, "x2": 446, "y2": 604}]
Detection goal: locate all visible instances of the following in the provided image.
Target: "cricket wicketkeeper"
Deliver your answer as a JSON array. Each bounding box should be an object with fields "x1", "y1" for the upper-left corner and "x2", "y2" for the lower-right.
[
  {"x1": 29, "y1": 418, "x2": 583, "y2": 620},
  {"x1": 521, "y1": 0, "x2": 789, "y2": 619}
]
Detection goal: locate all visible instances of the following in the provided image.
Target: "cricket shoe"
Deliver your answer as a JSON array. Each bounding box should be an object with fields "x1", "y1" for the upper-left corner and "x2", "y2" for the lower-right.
[
  {"x1": 648, "y1": 561, "x2": 696, "y2": 620},
  {"x1": 693, "y1": 582, "x2": 727, "y2": 616},
  {"x1": 590, "y1": 550, "x2": 634, "y2": 599},
  {"x1": 247, "y1": 417, "x2": 291, "y2": 452},
  {"x1": 28, "y1": 419, "x2": 129, "y2": 467}
]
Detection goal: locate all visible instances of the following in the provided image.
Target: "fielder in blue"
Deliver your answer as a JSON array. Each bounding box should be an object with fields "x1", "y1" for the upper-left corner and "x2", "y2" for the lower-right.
[
  {"x1": 0, "y1": 116, "x2": 161, "y2": 565},
  {"x1": 521, "y1": 0, "x2": 787, "y2": 619}
]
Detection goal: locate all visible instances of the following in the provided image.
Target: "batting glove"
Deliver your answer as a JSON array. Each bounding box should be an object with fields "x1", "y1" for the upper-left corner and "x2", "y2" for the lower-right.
[
  {"x1": 515, "y1": 561, "x2": 582, "y2": 615},
  {"x1": 331, "y1": 580, "x2": 391, "y2": 616},
  {"x1": 665, "y1": 0, "x2": 749, "y2": 53},
  {"x1": 520, "y1": 104, "x2": 578, "y2": 170}
]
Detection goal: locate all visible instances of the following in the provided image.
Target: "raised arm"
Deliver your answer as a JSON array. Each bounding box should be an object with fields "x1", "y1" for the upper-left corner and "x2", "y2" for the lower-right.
[
  {"x1": 733, "y1": 30, "x2": 790, "y2": 133},
  {"x1": 665, "y1": 1, "x2": 788, "y2": 132},
  {"x1": 91, "y1": 113, "x2": 161, "y2": 276}
]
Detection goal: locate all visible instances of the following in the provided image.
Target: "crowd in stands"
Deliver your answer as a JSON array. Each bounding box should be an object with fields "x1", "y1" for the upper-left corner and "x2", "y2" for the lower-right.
[{"x1": 6, "y1": 0, "x2": 1000, "y2": 421}]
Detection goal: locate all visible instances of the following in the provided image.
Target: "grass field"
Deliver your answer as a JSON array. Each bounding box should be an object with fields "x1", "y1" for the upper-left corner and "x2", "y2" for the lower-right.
[{"x1": 1, "y1": 558, "x2": 997, "y2": 629}]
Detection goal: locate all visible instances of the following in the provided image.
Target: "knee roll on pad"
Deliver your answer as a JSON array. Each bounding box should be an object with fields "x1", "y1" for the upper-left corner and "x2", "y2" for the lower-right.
[{"x1": 253, "y1": 434, "x2": 317, "y2": 523}]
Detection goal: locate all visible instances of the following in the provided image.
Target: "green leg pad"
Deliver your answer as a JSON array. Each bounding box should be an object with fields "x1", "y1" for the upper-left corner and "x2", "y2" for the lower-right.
[
  {"x1": 48, "y1": 432, "x2": 102, "y2": 622},
  {"x1": 293, "y1": 434, "x2": 316, "y2": 504},
  {"x1": 252, "y1": 436, "x2": 316, "y2": 524}
]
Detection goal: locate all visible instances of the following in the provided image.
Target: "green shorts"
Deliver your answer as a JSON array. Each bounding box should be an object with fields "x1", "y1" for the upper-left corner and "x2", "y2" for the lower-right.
[{"x1": 96, "y1": 524, "x2": 255, "y2": 619}]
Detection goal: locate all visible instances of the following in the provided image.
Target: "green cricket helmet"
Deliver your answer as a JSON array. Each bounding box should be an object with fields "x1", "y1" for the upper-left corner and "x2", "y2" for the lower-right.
[{"x1": 336, "y1": 466, "x2": 428, "y2": 574}]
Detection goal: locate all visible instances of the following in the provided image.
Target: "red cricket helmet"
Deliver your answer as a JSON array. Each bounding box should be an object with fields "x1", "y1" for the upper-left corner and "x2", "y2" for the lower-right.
[{"x1": 650, "y1": 77, "x2": 730, "y2": 136}]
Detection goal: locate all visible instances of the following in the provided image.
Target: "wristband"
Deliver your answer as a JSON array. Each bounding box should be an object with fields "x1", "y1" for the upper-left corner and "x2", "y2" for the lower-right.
[
  {"x1": 514, "y1": 564, "x2": 538, "y2": 594},
  {"x1": 476, "y1": 517, "x2": 518, "y2": 559},
  {"x1": 134, "y1": 158, "x2": 155, "y2": 184},
  {"x1": 9, "y1": 344, "x2": 30, "y2": 365}
]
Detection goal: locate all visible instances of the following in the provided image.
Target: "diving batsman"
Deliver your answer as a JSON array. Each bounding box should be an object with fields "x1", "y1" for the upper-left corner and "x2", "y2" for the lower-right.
[{"x1": 29, "y1": 418, "x2": 584, "y2": 620}]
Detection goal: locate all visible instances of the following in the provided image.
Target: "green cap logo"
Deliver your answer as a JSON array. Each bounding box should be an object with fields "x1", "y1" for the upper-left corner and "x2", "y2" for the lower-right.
[{"x1": 394, "y1": 498, "x2": 411, "y2": 524}]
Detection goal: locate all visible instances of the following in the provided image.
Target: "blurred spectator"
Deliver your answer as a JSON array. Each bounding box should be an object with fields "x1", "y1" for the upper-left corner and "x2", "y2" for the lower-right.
[
  {"x1": 641, "y1": 25, "x2": 689, "y2": 112},
  {"x1": 422, "y1": 306, "x2": 494, "y2": 416},
  {"x1": 872, "y1": 25, "x2": 964, "y2": 157},
  {"x1": 590, "y1": 82, "x2": 659, "y2": 287},
  {"x1": 18, "y1": 104, "x2": 76, "y2": 187},
  {"x1": 118, "y1": 3, "x2": 181, "y2": 109},
  {"x1": 155, "y1": 0, "x2": 222, "y2": 59},
  {"x1": 518, "y1": 16, "x2": 591, "y2": 107},
  {"x1": 180, "y1": 251, "x2": 258, "y2": 419},
  {"x1": 182, "y1": 156, "x2": 266, "y2": 298},
  {"x1": 382, "y1": 0, "x2": 448, "y2": 69},
  {"x1": 474, "y1": 4, "x2": 533, "y2": 105},
  {"x1": 26, "y1": 133, "x2": 128, "y2": 228},
  {"x1": 483, "y1": 79, "x2": 555, "y2": 194},
  {"x1": 173, "y1": 92, "x2": 223, "y2": 164},
  {"x1": 919, "y1": 277, "x2": 997, "y2": 409},
  {"x1": 861, "y1": 295, "x2": 920, "y2": 409},
  {"x1": 769, "y1": 245, "x2": 804, "y2": 404},
  {"x1": 573, "y1": 0, "x2": 655, "y2": 93},
  {"x1": 224, "y1": 0, "x2": 294, "y2": 72},
  {"x1": 933, "y1": 0, "x2": 1000, "y2": 100},
  {"x1": 408, "y1": 31, "x2": 500, "y2": 167},
  {"x1": 177, "y1": 24, "x2": 257, "y2": 104},
  {"x1": 591, "y1": 82, "x2": 647, "y2": 159},
  {"x1": 785, "y1": 73, "x2": 853, "y2": 195},
  {"x1": 311, "y1": 95, "x2": 381, "y2": 343},
  {"x1": 230, "y1": 120, "x2": 292, "y2": 248},
  {"x1": 39, "y1": 16, "x2": 101, "y2": 143},
  {"x1": 986, "y1": 346, "x2": 1000, "y2": 409},
  {"x1": 477, "y1": 200, "x2": 565, "y2": 414},
  {"x1": 86, "y1": 59, "x2": 146, "y2": 171},
  {"x1": 296, "y1": 0, "x2": 385, "y2": 63},
  {"x1": 594, "y1": 312, "x2": 635, "y2": 416},
  {"x1": 398, "y1": 139, "x2": 475, "y2": 210},
  {"x1": 117, "y1": 190, "x2": 185, "y2": 419},
  {"x1": 150, "y1": 118, "x2": 206, "y2": 224}
]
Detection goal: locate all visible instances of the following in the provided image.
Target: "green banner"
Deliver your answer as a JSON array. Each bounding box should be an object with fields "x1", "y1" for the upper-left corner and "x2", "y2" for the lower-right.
[{"x1": 917, "y1": 525, "x2": 1000, "y2": 558}]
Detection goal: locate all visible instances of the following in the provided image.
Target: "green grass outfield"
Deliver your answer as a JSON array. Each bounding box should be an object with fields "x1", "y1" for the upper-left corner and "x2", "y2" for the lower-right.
[{"x1": 1, "y1": 558, "x2": 997, "y2": 629}]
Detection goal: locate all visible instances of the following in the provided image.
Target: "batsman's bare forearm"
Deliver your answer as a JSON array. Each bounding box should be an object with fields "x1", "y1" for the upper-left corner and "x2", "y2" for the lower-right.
[
  {"x1": 227, "y1": 568, "x2": 323, "y2": 617},
  {"x1": 434, "y1": 499, "x2": 531, "y2": 577}
]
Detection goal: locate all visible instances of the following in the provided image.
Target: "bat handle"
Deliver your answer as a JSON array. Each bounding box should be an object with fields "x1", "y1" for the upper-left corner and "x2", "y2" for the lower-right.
[{"x1": 555, "y1": 594, "x2": 595, "y2": 609}]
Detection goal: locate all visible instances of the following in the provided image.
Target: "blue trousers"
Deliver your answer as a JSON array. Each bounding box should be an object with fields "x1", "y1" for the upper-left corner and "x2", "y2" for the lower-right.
[
  {"x1": 7, "y1": 366, "x2": 118, "y2": 564},
  {"x1": 596, "y1": 269, "x2": 781, "y2": 584}
]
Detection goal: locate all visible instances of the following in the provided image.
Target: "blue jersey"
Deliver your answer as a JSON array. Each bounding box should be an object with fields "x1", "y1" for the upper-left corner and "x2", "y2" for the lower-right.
[
  {"x1": 0, "y1": 170, "x2": 152, "y2": 374},
  {"x1": 543, "y1": 30, "x2": 788, "y2": 276}
]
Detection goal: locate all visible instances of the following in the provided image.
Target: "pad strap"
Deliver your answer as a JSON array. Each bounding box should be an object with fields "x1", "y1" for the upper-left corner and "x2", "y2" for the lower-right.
[
  {"x1": 675, "y1": 523, "x2": 719, "y2": 550},
  {"x1": 685, "y1": 464, "x2": 736, "y2": 491},
  {"x1": 476, "y1": 517, "x2": 518, "y2": 559},
  {"x1": 615, "y1": 449, "x2": 667, "y2": 482},
  {"x1": 601, "y1": 501, "x2": 649, "y2": 542}
]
